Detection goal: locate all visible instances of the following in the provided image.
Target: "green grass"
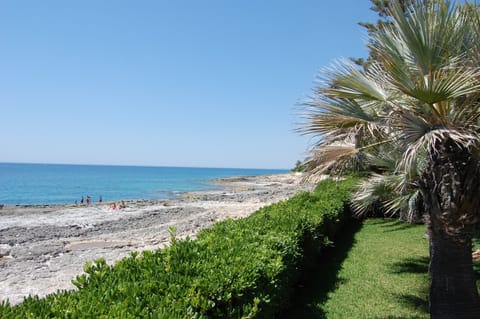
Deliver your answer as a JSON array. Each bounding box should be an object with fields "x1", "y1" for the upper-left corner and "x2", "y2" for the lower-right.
[{"x1": 282, "y1": 219, "x2": 430, "y2": 319}]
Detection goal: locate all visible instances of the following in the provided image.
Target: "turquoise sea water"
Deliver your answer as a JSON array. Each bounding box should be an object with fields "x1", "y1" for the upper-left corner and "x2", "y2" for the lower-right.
[{"x1": 0, "y1": 163, "x2": 288, "y2": 205}]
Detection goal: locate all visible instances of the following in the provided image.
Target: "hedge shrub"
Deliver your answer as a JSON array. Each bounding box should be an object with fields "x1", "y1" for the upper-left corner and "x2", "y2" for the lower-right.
[{"x1": 0, "y1": 177, "x2": 356, "y2": 318}]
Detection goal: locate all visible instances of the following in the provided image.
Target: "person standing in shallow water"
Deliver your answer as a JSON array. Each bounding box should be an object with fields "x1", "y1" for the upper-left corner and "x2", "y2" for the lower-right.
[
  {"x1": 86, "y1": 196, "x2": 91, "y2": 206},
  {"x1": 99, "y1": 195, "x2": 103, "y2": 203},
  {"x1": 80, "y1": 196, "x2": 84, "y2": 204}
]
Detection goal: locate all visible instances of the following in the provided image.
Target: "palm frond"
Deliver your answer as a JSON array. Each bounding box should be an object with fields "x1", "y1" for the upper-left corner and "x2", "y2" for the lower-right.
[
  {"x1": 302, "y1": 143, "x2": 358, "y2": 182},
  {"x1": 448, "y1": 98, "x2": 480, "y2": 130},
  {"x1": 400, "y1": 128, "x2": 479, "y2": 172},
  {"x1": 352, "y1": 172, "x2": 422, "y2": 221},
  {"x1": 351, "y1": 174, "x2": 393, "y2": 217},
  {"x1": 301, "y1": 98, "x2": 382, "y2": 140},
  {"x1": 410, "y1": 68, "x2": 480, "y2": 104},
  {"x1": 464, "y1": 2, "x2": 480, "y2": 66},
  {"x1": 363, "y1": 143, "x2": 403, "y2": 172},
  {"x1": 373, "y1": 0, "x2": 480, "y2": 104},
  {"x1": 395, "y1": 107, "x2": 431, "y2": 144},
  {"x1": 383, "y1": 189, "x2": 423, "y2": 222},
  {"x1": 318, "y1": 60, "x2": 389, "y2": 102}
]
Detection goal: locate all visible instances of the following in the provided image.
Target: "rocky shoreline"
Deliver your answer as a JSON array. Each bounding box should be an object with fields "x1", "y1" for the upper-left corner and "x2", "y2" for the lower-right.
[{"x1": 0, "y1": 173, "x2": 313, "y2": 305}]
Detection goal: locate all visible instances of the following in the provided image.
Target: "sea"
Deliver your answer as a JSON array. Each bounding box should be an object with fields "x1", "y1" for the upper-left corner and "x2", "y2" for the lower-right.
[{"x1": 0, "y1": 163, "x2": 288, "y2": 205}]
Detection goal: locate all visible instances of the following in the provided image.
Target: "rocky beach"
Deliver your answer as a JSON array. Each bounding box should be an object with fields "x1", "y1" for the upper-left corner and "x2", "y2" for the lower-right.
[{"x1": 0, "y1": 173, "x2": 313, "y2": 305}]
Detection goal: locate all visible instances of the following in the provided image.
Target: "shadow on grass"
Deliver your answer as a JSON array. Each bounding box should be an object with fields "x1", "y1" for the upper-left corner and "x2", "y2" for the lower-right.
[
  {"x1": 390, "y1": 256, "x2": 429, "y2": 274},
  {"x1": 394, "y1": 292, "x2": 429, "y2": 315},
  {"x1": 279, "y1": 220, "x2": 362, "y2": 319},
  {"x1": 388, "y1": 256, "x2": 429, "y2": 315},
  {"x1": 377, "y1": 219, "x2": 420, "y2": 232}
]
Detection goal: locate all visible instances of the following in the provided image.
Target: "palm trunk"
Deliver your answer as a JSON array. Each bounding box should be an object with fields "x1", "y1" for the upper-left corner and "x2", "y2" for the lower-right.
[
  {"x1": 428, "y1": 225, "x2": 480, "y2": 318},
  {"x1": 420, "y1": 138, "x2": 480, "y2": 319}
]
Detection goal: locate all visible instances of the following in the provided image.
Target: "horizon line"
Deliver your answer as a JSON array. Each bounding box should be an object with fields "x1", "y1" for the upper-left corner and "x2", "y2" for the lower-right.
[{"x1": 0, "y1": 161, "x2": 291, "y2": 171}]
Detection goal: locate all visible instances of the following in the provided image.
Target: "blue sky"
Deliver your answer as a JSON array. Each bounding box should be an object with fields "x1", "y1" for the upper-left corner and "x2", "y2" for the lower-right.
[{"x1": 0, "y1": 1, "x2": 377, "y2": 169}]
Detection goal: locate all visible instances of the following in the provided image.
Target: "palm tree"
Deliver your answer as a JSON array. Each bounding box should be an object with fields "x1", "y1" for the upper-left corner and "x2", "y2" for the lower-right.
[{"x1": 300, "y1": 1, "x2": 480, "y2": 317}]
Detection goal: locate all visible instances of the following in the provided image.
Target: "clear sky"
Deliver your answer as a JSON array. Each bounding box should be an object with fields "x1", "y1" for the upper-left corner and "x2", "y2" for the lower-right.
[{"x1": 0, "y1": 1, "x2": 377, "y2": 169}]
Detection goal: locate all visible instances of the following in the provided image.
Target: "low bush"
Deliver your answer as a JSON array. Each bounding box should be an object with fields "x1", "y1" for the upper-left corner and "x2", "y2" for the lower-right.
[{"x1": 0, "y1": 177, "x2": 356, "y2": 318}]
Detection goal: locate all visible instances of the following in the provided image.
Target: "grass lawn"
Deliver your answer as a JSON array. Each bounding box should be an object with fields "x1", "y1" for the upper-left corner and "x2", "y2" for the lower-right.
[{"x1": 282, "y1": 219, "x2": 430, "y2": 319}]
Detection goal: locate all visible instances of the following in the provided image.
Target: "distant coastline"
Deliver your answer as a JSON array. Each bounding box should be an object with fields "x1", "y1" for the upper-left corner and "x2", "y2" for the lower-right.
[{"x1": 0, "y1": 163, "x2": 288, "y2": 205}]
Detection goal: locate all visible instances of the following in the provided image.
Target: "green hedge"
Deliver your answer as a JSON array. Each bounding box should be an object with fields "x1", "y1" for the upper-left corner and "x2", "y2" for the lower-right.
[{"x1": 0, "y1": 177, "x2": 356, "y2": 318}]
